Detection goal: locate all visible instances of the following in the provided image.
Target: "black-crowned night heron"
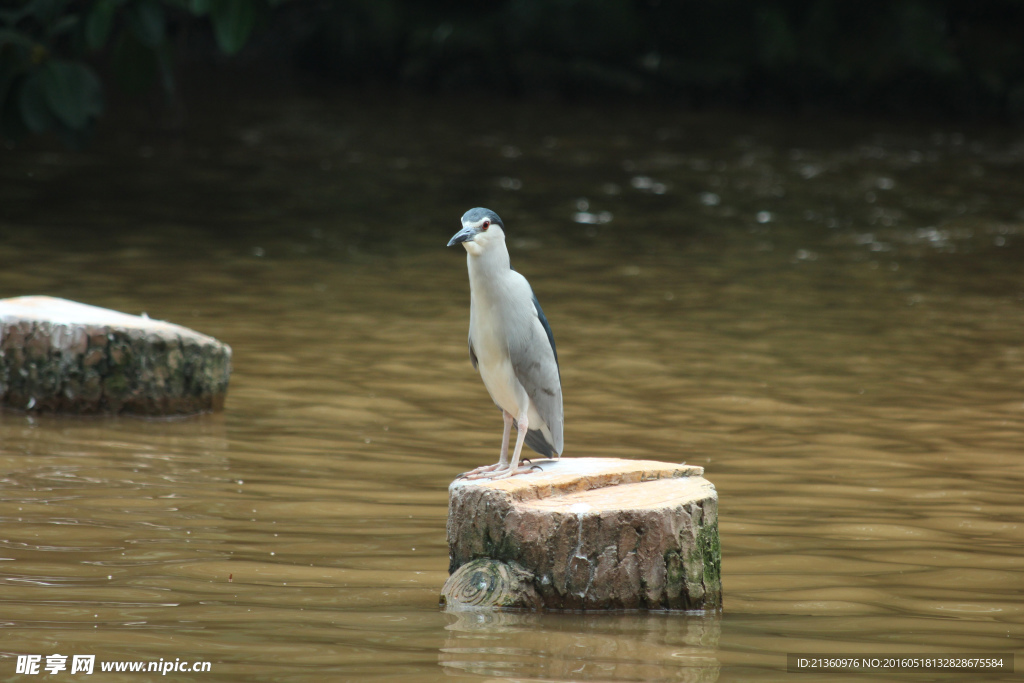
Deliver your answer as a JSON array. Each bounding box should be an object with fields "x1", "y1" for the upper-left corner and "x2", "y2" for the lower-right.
[{"x1": 448, "y1": 208, "x2": 564, "y2": 479}]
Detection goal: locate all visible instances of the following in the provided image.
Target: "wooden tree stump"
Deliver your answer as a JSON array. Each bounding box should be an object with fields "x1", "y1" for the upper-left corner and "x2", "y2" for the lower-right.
[
  {"x1": 0, "y1": 296, "x2": 231, "y2": 415},
  {"x1": 443, "y1": 457, "x2": 721, "y2": 611}
]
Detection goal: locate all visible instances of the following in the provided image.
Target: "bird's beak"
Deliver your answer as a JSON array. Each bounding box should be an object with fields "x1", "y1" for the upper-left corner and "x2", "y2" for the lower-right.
[{"x1": 447, "y1": 225, "x2": 478, "y2": 247}]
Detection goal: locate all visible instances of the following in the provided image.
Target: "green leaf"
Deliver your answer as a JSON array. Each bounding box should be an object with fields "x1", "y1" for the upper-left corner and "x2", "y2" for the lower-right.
[
  {"x1": 189, "y1": 0, "x2": 212, "y2": 15},
  {"x1": 38, "y1": 60, "x2": 103, "y2": 129},
  {"x1": 127, "y1": 0, "x2": 166, "y2": 48},
  {"x1": 25, "y1": 0, "x2": 71, "y2": 25},
  {"x1": 46, "y1": 13, "x2": 79, "y2": 40},
  {"x1": 0, "y1": 7, "x2": 33, "y2": 27},
  {"x1": 0, "y1": 28, "x2": 36, "y2": 50},
  {"x1": 210, "y1": 0, "x2": 256, "y2": 55},
  {"x1": 85, "y1": 0, "x2": 118, "y2": 50},
  {"x1": 17, "y1": 70, "x2": 56, "y2": 132}
]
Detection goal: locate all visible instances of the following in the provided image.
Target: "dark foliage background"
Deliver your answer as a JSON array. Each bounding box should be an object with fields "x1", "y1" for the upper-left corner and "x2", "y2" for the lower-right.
[
  {"x1": 3, "y1": 0, "x2": 1024, "y2": 144},
  {"x1": 294, "y1": 0, "x2": 1024, "y2": 116}
]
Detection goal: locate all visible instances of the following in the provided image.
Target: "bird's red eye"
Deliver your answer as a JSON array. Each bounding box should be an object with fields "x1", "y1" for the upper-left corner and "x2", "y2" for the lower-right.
[{"x1": 482, "y1": 220, "x2": 490, "y2": 230}]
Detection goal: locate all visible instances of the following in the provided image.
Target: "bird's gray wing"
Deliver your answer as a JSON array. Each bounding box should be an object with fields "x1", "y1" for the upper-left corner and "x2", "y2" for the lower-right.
[
  {"x1": 467, "y1": 295, "x2": 479, "y2": 369},
  {"x1": 509, "y1": 294, "x2": 564, "y2": 454},
  {"x1": 533, "y1": 294, "x2": 558, "y2": 367}
]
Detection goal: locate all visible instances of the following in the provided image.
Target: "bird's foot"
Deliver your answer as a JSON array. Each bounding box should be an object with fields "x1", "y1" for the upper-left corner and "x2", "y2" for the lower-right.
[
  {"x1": 457, "y1": 462, "x2": 504, "y2": 480},
  {"x1": 459, "y1": 461, "x2": 536, "y2": 481},
  {"x1": 520, "y1": 457, "x2": 546, "y2": 473},
  {"x1": 483, "y1": 462, "x2": 537, "y2": 480}
]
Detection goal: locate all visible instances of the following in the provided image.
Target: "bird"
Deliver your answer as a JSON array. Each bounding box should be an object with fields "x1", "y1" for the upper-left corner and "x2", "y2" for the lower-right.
[{"x1": 447, "y1": 208, "x2": 563, "y2": 480}]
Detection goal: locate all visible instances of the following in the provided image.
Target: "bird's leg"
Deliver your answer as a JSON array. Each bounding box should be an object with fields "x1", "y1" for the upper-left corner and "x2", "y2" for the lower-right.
[
  {"x1": 498, "y1": 409, "x2": 513, "y2": 468},
  {"x1": 491, "y1": 412, "x2": 531, "y2": 480},
  {"x1": 458, "y1": 410, "x2": 514, "y2": 480}
]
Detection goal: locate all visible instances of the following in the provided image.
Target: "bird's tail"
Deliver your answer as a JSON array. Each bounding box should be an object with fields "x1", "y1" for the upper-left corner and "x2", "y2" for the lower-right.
[{"x1": 523, "y1": 427, "x2": 557, "y2": 457}]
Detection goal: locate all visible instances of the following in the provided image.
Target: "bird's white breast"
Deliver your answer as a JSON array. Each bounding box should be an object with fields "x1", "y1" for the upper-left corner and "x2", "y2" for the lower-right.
[
  {"x1": 467, "y1": 255, "x2": 533, "y2": 417},
  {"x1": 470, "y1": 291, "x2": 524, "y2": 415}
]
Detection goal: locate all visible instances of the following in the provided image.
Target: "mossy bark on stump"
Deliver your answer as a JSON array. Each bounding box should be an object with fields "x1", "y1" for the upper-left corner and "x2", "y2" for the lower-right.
[
  {"x1": 444, "y1": 457, "x2": 721, "y2": 611},
  {"x1": 0, "y1": 296, "x2": 231, "y2": 416}
]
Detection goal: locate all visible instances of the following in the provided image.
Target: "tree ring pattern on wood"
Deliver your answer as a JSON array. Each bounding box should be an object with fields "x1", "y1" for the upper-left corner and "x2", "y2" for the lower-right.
[{"x1": 440, "y1": 558, "x2": 541, "y2": 610}]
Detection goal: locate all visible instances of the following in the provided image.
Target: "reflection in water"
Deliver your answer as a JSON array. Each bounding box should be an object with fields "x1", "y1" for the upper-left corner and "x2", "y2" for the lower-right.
[
  {"x1": 1, "y1": 93, "x2": 1023, "y2": 680},
  {"x1": 441, "y1": 611, "x2": 720, "y2": 682}
]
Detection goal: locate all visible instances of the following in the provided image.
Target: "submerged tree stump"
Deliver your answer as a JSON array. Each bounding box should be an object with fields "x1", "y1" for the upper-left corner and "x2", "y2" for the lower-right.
[
  {"x1": 0, "y1": 296, "x2": 231, "y2": 415},
  {"x1": 443, "y1": 458, "x2": 721, "y2": 611}
]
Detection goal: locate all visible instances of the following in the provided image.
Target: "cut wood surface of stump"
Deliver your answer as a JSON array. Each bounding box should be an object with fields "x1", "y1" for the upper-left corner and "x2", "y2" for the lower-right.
[
  {"x1": 0, "y1": 296, "x2": 231, "y2": 415},
  {"x1": 443, "y1": 457, "x2": 721, "y2": 611}
]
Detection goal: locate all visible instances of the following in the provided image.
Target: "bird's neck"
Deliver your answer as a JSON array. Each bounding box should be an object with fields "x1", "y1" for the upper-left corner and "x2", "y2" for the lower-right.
[{"x1": 466, "y1": 245, "x2": 511, "y2": 293}]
